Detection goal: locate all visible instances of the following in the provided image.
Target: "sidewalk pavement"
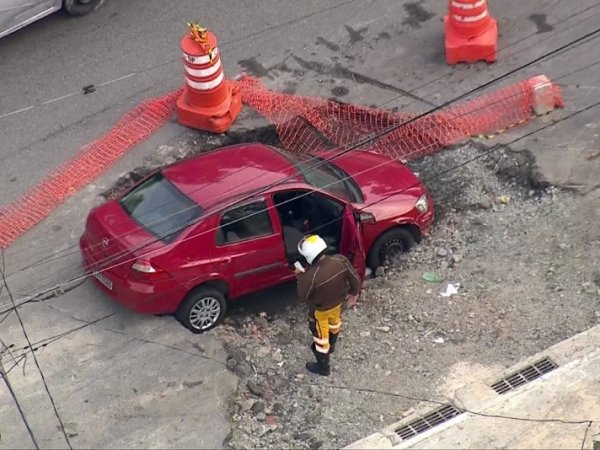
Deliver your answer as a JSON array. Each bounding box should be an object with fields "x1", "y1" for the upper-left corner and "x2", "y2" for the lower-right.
[{"x1": 346, "y1": 324, "x2": 600, "y2": 449}]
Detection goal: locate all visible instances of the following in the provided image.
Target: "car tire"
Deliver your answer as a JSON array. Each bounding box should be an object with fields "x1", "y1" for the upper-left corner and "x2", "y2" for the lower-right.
[
  {"x1": 176, "y1": 287, "x2": 227, "y2": 333},
  {"x1": 63, "y1": 0, "x2": 102, "y2": 16},
  {"x1": 367, "y1": 227, "x2": 416, "y2": 270}
]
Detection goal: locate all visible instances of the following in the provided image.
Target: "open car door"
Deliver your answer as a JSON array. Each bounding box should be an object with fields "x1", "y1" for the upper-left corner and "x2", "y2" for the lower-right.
[{"x1": 340, "y1": 203, "x2": 366, "y2": 282}]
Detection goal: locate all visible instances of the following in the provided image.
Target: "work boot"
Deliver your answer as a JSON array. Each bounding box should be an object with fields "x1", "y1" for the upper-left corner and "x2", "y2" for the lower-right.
[
  {"x1": 329, "y1": 333, "x2": 339, "y2": 354},
  {"x1": 305, "y1": 361, "x2": 330, "y2": 376},
  {"x1": 307, "y1": 343, "x2": 331, "y2": 375}
]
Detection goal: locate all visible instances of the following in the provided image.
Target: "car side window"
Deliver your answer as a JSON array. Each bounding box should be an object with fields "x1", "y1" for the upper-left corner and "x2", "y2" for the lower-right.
[{"x1": 217, "y1": 200, "x2": 273, "y2": 245}]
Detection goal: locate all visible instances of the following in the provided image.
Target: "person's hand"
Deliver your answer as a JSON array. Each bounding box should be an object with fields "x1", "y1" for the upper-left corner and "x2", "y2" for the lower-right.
[
  {"x1": 293, "y1": 261, "x2": 305, "y2": 276},
  {"x1": 346, "y1": 294, "x2": 358, "y2": 308}
]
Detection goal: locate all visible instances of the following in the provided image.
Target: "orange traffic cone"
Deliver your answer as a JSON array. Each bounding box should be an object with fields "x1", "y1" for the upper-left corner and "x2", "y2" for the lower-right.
[
  {"x1": 444, "y1": 0, "x2": 498, "y2": 65},
  {"x1": 176, "y1": 24, "x2": 242, "y2": 133}
]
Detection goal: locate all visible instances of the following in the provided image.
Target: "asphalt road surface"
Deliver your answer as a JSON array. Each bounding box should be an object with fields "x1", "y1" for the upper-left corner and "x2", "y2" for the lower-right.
[{"x1": 1, "y1": 0, "x2": 599, "y2": 448}]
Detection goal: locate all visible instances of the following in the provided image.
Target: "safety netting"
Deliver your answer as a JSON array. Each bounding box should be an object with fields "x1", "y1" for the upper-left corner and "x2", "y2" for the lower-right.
[
  {"x1": 0, "y1": 89, "x2": 182, "y2": 249},
  {"x1": 0, "y1": 74, "x2": 563, "y2": 249},
  {"x1": 237, "y1": 74, "x2": 563, "y2": 161}
]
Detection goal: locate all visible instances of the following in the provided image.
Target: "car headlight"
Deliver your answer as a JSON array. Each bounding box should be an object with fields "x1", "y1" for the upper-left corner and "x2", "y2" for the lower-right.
[{"x1": 415, "y1": 194, "x2": 429, "y2": 213}]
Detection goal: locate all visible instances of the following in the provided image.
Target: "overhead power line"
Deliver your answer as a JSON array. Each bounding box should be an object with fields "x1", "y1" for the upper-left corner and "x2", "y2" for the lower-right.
[
  {"x1": 4, "y1": 13, "x2": 600, "y2": 282},
  {"x1": 0, "y1": 250, "x2": 72, "y2": 449},
  {"x1": 1, "y1": 25, "x2": 598, "y2": 313}
]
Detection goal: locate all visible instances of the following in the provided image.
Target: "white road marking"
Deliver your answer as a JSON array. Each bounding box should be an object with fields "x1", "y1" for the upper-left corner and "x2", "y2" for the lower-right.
[{"x1": 0, "y1": 72, "x2": 136, "y2": 120}]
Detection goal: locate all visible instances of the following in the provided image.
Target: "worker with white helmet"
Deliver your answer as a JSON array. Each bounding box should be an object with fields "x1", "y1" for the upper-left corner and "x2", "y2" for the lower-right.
[{"x1": 296, "y1": 234, "x2": 361, "y2": 376}]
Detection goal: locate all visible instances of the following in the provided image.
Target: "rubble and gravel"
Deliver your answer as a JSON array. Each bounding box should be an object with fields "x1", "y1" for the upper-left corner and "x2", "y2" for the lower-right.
[
  {"x1": 105, "y1": 132, "x2": 600, "y2": 449},
  {"x1": 212, "y1": 143, "x2": 599, "y2": 449}
]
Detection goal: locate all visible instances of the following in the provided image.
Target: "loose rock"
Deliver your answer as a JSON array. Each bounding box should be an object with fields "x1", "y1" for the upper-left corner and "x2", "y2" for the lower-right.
[
  {"x1": 214, "y1": 143, "x2": 597, "y2": 450},
  {"x1": 436, "y1": 248, "x2": 448, "y2": 257},
  {"x1": 247, "y1": 380, "x2": 265, "y2": 397}
]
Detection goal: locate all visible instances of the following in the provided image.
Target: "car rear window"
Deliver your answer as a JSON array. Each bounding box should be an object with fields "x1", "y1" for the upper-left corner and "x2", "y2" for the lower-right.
[{"x1": 120, "y1": 172, "x2": 203, "y2": 243}]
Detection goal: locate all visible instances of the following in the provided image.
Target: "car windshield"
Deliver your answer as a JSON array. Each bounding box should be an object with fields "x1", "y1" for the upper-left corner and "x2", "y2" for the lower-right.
[
  {"x1": 120, "y1": 172, "x2": 203, "y2": 243},
  {"x1": 278, "y1": 151, "x2": 364, "y2": 203}
]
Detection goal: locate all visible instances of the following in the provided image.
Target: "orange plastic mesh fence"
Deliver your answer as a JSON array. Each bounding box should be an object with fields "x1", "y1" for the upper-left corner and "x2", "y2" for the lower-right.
[
  {"x1": 237, "y1": 75, "x2": 563, "y2": 161},
  {"x1": 0, "y1": 75, "x2": 563, "y2": 249},
  {"x1": 0, "y1": 89, "x2": 182, "y2": 249}
]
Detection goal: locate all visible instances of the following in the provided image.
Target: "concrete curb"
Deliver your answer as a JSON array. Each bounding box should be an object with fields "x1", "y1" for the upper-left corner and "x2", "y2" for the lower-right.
[{"x1": 345, "y1": 323, "x2": 600, "y2": 449}]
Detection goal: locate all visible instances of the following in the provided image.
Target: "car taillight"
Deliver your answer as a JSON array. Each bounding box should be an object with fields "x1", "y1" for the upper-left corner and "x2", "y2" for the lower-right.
[{"x1": 129, "y1": 260, "x2": 172, "y2": 281}]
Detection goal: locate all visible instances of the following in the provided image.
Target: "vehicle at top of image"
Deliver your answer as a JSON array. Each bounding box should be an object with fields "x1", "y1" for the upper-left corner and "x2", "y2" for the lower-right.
[
  {"x1": 0, "y1": 0, "x2": 101, "y2": 39},
  {"x1": 79, "y1": 143, "x2": 434, "y2": 333}
]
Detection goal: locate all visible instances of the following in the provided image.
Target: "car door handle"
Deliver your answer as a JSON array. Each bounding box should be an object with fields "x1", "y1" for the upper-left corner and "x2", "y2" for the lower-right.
[{"x1": 218, "y1": 257, "x2": 232, "y2": 265}]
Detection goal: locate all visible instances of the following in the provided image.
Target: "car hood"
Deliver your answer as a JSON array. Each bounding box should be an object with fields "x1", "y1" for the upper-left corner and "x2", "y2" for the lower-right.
[{"x1": 323, "y1": 150, "x2": 426, "y2": 203}]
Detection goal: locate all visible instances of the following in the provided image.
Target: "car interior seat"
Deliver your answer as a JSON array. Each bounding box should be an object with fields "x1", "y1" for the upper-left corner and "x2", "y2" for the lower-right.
[
  {"x1": 226, "y1": 231, "x2": 241, "y2": 242},
  {"x1": 282, "y1": 225, "x2": 304, "y2": 259}
]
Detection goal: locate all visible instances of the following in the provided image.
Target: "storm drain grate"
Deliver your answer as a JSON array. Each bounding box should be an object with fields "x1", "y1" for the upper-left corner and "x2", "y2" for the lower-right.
[
  {"x1": 395, "y1": 404, "x2": 463, "y2": 440},
  {"x1": 491, "y1": 357, "x2": 558, "y2": 394}
]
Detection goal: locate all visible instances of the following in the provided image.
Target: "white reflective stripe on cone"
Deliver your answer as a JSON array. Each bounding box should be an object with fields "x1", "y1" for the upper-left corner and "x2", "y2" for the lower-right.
[
  {"x1": 184, "y1": 58, "x2": 222, "y2": 78},
  {"x1": 451, "y1": 0, "x2": 485, "y2": 9},
  {"x1": 186, "y1": 71, "x2": 225, "y2": 91},
  {"x1": 452, "y1": 10, "x2": 488, "y2": 22},
  {"x1": 182, "y1": 47, "x2": 220, "y2": 65}
]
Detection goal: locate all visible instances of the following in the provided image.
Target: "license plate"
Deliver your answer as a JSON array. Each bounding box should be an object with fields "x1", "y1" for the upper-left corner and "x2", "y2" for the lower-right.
[{"x1": 93, "y1": 270, "x2": 113, "y2": 290}]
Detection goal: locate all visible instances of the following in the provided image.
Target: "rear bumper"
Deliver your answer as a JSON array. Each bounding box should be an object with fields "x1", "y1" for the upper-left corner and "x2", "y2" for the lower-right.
[{"x1": 79, "y1": 236, "x2": 186, "y2": 315}]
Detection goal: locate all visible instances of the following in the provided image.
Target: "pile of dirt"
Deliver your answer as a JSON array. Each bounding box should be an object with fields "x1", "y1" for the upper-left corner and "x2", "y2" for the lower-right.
[{"x1": 216, "y1": 143, "x2": 600, "y2": 449}]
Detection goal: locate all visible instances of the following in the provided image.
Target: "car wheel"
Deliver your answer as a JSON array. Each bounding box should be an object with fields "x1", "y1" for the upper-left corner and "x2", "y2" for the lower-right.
[
  {"x1": 176, "y1": 287, "x2": 227, "y2": 333},
  {"x1": 367, "y1": 228, "x2": 416, "y2": 270},
  {"x1": 63, "y1": 0, "x2": 102, "y2": 16}
]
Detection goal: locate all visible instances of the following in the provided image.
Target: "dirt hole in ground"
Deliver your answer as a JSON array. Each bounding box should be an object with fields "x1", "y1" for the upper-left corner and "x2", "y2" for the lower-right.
[{"x1": 101, "y1": 125, "x2": 280, "y2": 200}]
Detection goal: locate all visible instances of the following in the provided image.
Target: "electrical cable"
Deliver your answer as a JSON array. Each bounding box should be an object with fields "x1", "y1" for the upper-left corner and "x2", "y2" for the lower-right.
[
  {"x1": 0, "y1": 0, "x2": 361, "y2": 122},
  {"x1": 3, "y1": 91, "x2": 598, "y2": 351},
  {"x1": 0, "y1": 249, "x2": 72, "y2": 449},
  {"x1": 2, "y1": 22, "x2": 600, "y2": 315},
  {"x1": 1, "y1": 8, "x2": 598, "y2": 448},
  {"x1": 2, "y1": 82, "x2": 598, "y2": 317},
  {"x1": 305, "y1": 382, "x2": 595, "y2": 436},
  {"x1": 0, "y1": 61, "x2": 586, "y2": 303},
  {"x1": 0, "y1": 80, "x2": 596, "y2": 314},
  {"x1": 5, "y1": 13, "x2": 600, "y2": 279},
  {"x1": 4, "y1": 308, "x2": 227, "y2": 373},
  {"x1": 3, "y1": 80, "x2": 588, "y2": 305},
  {"x1": 6, "y1": 3, "x2": 600, "y2": 273},
  {"x1": 4, "y1": 3, "x2": 600, "y2": 283},
  {"x1": 0, "y1": 357, "x2": 40, "y2": 449},
  {"x1": 2, "y1": 100, "x2": 598, "y2": 449}
]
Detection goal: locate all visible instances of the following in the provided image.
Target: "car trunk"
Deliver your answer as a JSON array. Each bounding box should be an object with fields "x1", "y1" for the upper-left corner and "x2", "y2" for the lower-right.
[{"x1": 82, "y1": 200, "x2": 164, "y2": 278}]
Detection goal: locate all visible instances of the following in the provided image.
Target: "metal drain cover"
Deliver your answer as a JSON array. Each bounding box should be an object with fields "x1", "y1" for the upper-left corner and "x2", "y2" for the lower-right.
[
  {"x1": 491, "y1": 357, "x2": 558, "y2": 394},
  {"x1": 395, "y1": 404, "x2": 463, "y2": 440}
]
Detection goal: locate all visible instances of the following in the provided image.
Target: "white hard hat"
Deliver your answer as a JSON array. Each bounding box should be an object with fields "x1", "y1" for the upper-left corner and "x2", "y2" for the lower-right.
[{"x1": 298, "y1": 234, "x2": 328, "y2": 264}]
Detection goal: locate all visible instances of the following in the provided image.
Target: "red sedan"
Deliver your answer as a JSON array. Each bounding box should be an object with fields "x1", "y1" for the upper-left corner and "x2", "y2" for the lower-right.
[{"x1": 80, "y1": 143, "x2": 434, "y2": 332}]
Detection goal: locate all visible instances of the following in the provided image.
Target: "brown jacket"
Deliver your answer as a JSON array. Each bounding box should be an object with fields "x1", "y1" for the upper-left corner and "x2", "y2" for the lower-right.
[{"x1": 297, "y1": 254, "x2": 361, "y2": 311}]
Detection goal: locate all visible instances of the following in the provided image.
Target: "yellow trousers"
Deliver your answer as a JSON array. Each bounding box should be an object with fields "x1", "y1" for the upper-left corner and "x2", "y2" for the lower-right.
[{"x1": 309, "y1": 304, "x2": 342, "y2": 354}]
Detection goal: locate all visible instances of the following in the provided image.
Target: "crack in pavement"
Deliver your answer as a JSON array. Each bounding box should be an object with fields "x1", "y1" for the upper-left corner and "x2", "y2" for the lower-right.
[{"x1": 291, "y1": 55, "x2": 438, "y2": 107}]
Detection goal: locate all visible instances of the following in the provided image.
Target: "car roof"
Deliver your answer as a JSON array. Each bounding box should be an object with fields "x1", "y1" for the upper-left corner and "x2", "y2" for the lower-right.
[{"x1": 162, "y1": 143, "x2": 303, "y2": 209}]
